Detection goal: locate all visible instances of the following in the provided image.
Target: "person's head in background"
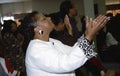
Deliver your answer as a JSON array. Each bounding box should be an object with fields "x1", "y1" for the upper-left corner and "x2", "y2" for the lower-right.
[
  {"x1": 48, "y1": 12, "x2": 65, "y2": 32},
  {"x1": 2, "y1": 20, "x2": 17, "y2": 34},
  {"x1": 59, "y1": 0, "x2": 79, "y2": 37},
  {"x1": 106, "y1": 13, "x2": 113, "y2": 18},
  {"x1": 60, "y1": 0, "x2": 78, "y2": 18},
  {"x1": 15, "y1": 19, "x2": 23, "y2": 27}
]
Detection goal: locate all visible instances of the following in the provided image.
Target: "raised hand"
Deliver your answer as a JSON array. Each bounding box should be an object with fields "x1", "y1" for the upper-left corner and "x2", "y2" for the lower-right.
[
  {"x1": 85, "y1": 15, "x2": 110, "y2": 41},
  {"x1": 64, "y1": 15, "x2": 73, "y2": 36}
]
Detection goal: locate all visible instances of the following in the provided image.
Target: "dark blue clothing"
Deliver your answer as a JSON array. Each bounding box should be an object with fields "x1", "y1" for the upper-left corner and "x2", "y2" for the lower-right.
[{"x1": 68, "y1": 16, "x2": 80, "y2": 38}]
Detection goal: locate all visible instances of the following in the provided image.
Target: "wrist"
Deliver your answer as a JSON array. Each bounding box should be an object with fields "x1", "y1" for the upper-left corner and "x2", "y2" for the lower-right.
[
  {"x1": 77, "y1": 35, "x2": 96, "y2": 59},
  {"x1": 84, "y1": 33, "x2": 94, "y2": 42}
]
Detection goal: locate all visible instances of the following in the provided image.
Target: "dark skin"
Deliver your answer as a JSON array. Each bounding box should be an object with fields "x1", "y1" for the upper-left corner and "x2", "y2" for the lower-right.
[{"x1": 33, "y1": 13, "x2": 110, "y2": 43}]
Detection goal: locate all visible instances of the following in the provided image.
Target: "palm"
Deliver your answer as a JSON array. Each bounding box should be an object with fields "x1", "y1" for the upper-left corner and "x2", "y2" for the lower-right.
[{"x1": 85, "y1": 15, "x2": 110, "y2": 41}]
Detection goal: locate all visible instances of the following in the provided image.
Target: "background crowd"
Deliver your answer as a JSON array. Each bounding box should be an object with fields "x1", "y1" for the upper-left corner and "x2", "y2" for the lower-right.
[{"x1": 0, "y1": 0, "x2": 120, "y2": 76}]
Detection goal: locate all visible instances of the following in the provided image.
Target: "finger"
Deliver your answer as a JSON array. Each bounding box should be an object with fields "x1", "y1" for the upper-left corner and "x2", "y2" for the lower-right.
[
  {"x1": 98, "y1": 15, "x2": 107, "y2": 23},
  {"x1": 91, "y1": 16, "x2": 105, "y2": 31},
  {"x1": 94, "y1": 15, "x2": 102, "y2": 22},
  {"x1": 96, "y1": 16, "x2": 110, "y2": 31},
  {"x1": 97, "y1": 15, "x2": 105, "y2": 23},
  {"x1": 65, "y1": 14, "x2": 69, "y2": 19},
  {"x1": 100, "y1": 16, "x2": 110, "y2": 28},
  {"x1": 90, "y1": 18, "x2": 93, "y2": 28},
  {"x1": 92, "y1": 15, "x2": 103, "y2": 28},
  {"x1": 95, "y1": 15, "x2": 106, "y2": 27},
  {"x1": 64, "y1": 14, "x2": 70, "y2": 24},
  {"x1": 85, "y1": 16, "x2": 90, "y2": 28}
]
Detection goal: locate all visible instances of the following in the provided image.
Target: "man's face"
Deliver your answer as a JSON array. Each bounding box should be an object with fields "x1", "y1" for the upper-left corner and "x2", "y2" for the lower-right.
[{"x1": 70, "y1": 5, "x2": 78, "y2": 17}]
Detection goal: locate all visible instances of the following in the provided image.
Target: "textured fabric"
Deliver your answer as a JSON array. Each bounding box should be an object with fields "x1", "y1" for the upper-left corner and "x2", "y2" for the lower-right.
[
  {"x1": 26, "y1": 36, "x2": 95, "y2": 76},
  {"x1": 77, "y1": 35, "x2": 96, "y2": 59},
  {"x1": 68, "y1": 16, "x2": 80, "y2": 39},
  {"x1": 2, "y1": 32, "x2": 25, "y2": 73}
]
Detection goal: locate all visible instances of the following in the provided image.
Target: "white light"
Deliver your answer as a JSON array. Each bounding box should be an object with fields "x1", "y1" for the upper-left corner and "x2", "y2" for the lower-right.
[{"x1": 1, "y1": 16, "x2": 14, "y2": 24}]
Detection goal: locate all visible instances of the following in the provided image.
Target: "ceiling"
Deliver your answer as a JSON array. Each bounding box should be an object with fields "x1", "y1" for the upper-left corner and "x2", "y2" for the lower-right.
[
  {"x1": 0, "y1": 0, "x2": 120, "y2": 5},
  {"x1": 106, "y1": 0, "x2": 120, "y2": 5},
  {"x1": 0, "y1": 0, "x2": 31, "y2": 4}
]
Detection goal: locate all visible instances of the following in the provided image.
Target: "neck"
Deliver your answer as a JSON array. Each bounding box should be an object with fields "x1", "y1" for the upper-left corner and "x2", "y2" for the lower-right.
[
  {"x1": 68, "y1": 13, "x2": 75, "y2": 18},
  {"x1": 34, "y1": 33, "x2": 49, "y2": 41},
  {"x1": 54, "y1": 27, "x2": 61, "y2": 31}
]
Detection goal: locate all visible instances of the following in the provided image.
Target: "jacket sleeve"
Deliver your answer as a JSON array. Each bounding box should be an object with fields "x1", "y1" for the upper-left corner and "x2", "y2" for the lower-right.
[{"x1": 26, "y1": 35, "x2": 96, "y2": 73}]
